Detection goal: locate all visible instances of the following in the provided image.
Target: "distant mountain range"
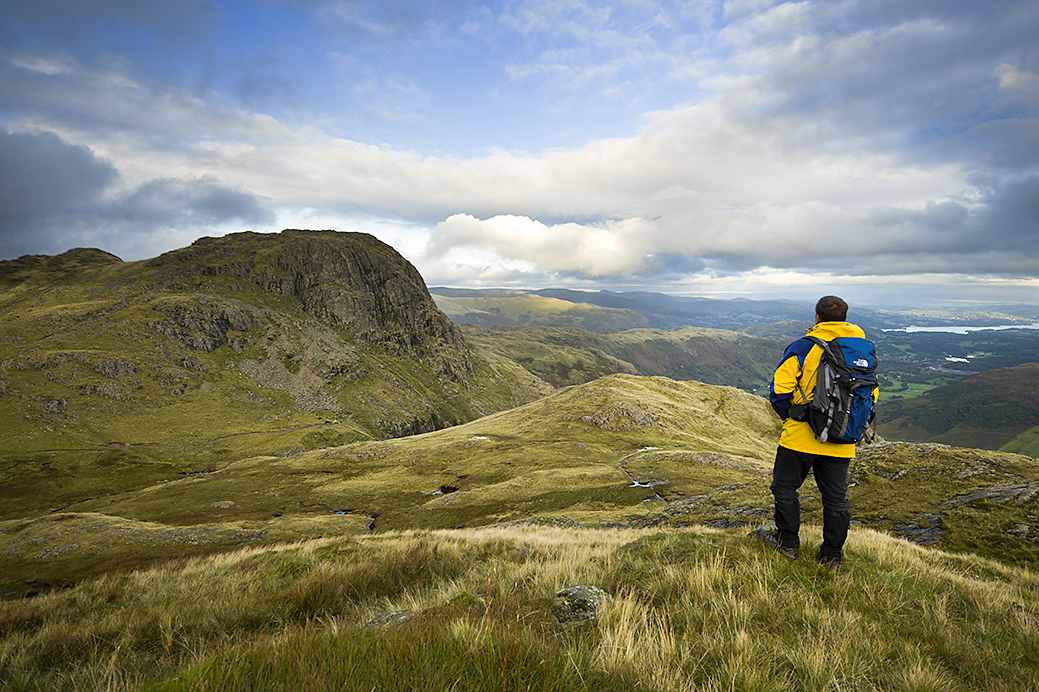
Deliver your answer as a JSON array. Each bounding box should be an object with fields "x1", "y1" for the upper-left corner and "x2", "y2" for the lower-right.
[
  {"x1": 433, "y1": 286, "x2": 1039, "y2": 457},
  {"x1": 431, "y1": 286, "x2": 822, "y2": 332},
  {"x1": 430, "y1": 286, "x2": 1039, "y2": 333}
]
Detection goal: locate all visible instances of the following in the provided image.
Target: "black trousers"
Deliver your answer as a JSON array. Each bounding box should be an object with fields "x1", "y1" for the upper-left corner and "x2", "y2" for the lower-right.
[{"x1": 769, "y1": 445, "x2": 850, "y2": 559}]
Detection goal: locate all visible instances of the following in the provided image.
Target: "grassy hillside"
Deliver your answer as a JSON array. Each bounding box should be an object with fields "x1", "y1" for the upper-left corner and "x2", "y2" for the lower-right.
[
  {"x1": 5, "y1": 250, "x2": 1039, "y2": 689},
  {"x1": 438, "y1": 288, "x2": 1039, "y2": 453},
  {"x1": 2, "y1": 524, "x2": 1037, "y2": 691},
  {"x1": 0, "y1": 374, "x2": 780, "y2": 589},
  {"x1": 1004, "y1": 427, "x2": 1039, "y2": 459},
  {"x1": 0, "y1": 235, "x2": 547, "y2": 482},
  {"x1": 461, "y1": 324, "x2": 783, "y2": 394},
  {"x1": 4, "y1": 368, "x2": 1039, "y2": 690},
  {"x1": 878, "y1": 363, "x2": 1039, "y2": 451},
  {"x1": 429, "y1": 289, "x2": 650, "y2": 332},
  {"x1": 445, "y1": 289, "x2": 1039, "y2": 457},
  {"x1": 6, "y1": 373, "x2": 1039, "y2": 597},
  {"x1": 459, "y1": 325, "x2": 641, "y2": 387}
]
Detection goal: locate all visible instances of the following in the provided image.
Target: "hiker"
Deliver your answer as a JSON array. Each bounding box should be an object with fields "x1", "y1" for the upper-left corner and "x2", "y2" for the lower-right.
[{"x1": 758, "y1": 295, "x2": 877, "y2": 568}]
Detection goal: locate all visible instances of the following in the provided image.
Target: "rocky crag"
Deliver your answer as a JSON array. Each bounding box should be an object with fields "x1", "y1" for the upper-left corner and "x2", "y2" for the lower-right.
[
  {"x1": 0, "y1": 230, "x2": 543, "y2": 474},
  {"x1": 142, "y1": 230, "x2": 473, "y2": 383}
]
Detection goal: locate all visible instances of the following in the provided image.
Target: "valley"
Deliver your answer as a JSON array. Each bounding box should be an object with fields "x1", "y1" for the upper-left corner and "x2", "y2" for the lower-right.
[
  {"x1": 2, "y1": 232, "x2": 1039, "y2": 691},
  {"x1": 3, "y1": 232, "x2": 1038, "y2": 591},
  {"x1": 435, "y1": 287, "x2": 1039, "y2": 456}
]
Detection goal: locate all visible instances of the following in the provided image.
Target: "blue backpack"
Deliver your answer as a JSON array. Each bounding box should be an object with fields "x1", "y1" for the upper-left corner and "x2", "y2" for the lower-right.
[{"x1": 796, "y1": 336, "x2": 878, "y2": 444}]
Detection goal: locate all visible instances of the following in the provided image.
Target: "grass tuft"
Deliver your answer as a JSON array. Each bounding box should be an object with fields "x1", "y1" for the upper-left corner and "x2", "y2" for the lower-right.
[{"x1": 1, "y1": 525, "x2": 1037, "y2": 691}]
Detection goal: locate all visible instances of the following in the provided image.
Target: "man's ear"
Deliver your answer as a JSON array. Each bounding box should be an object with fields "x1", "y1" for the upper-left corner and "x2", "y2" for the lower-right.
[{"x1": 815, "y1": 314, "x2": 822, "y2": 324}]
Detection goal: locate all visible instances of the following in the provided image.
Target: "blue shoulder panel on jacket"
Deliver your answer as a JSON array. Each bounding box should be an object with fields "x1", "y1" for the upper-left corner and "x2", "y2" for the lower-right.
[
  {"x1": 779, "y1": 337, "x2": 816, "y2": 367},
  {"x1": 769, "y1": 337, "x2": 816, "y2": 418}
]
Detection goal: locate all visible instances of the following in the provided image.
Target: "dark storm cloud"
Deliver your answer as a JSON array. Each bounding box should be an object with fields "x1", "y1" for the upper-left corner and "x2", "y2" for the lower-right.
[
  {"x1": 0, "y1": 129, "x2": 118, "y2": 230},
  {"x1": 851, "y1": 175, "x2": 1039, "y2": 275},
  {"x1": 113, "y1": 177, "x2": 273, "y2": 228},
  {"x1": 642, "y1": 254, "x2": 710, "y2": 277},
  {"x1": 974, "y1": 176, "x2": 1039, "y2": 253},
  {"x1": 0, "y1": 129, "x2": 273, "y2": 260},
  {"x1": 725, "y1": 0, "x2": 1039, "y2": 160}
]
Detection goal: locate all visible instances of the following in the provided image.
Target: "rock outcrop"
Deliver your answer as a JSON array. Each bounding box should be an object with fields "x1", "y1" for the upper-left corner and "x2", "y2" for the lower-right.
[
  {"x1": 145, "y1": 230, "x2": 472, "y2": 382},
  {"x1": 553, "y1": 585, "x2": 612, "y2": 629},
  {"x1": 1, "y1": 230, "x2": 543, "y2": 455}
]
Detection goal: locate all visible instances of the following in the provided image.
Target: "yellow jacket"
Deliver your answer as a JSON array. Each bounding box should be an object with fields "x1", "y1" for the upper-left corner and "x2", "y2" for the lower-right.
[{"x1": 769, "y1": 321, "x2": 874, "y2": 458}]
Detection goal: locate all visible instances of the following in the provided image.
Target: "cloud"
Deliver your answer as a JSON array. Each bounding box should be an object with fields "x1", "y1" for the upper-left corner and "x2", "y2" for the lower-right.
[
  {"x1": 0, "y1": 129, "x2": 273, "y2": 259},
  {"x1": 114, "y1": 177, "x2": 272, "y2": 227},
  {"x1": 429, "y1": 213, "x2": 659, "y2": 277},
  {"x1": 3, "y1": 31, "x2": 1028, "y2": 282},
  {"x1": 0, "y1": 0, "x2": 1036, "y2": 305},
  {"x1": 0, "y1": 129, "x2": 118, "y2": 228},
  {"x1": 997, "y1": 64, "x2": 1039, "y2": 110}
]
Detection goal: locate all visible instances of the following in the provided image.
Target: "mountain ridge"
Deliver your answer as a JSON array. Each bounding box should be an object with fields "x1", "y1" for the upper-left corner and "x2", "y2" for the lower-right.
[
  {"x1": 0, "y1": 230, "x2": 544, "y2": 468},
  {"x1": 3, "y1": 236, "x2": 1039, "y2": 691},
  {"x1": 4, "y1": 233, "x2": 1039, "y2": 590}
]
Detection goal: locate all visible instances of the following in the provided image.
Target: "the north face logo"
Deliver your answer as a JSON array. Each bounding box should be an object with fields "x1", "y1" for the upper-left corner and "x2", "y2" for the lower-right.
[{"x1": 854, "y1": 358, "x2": 869, "y2": 367}]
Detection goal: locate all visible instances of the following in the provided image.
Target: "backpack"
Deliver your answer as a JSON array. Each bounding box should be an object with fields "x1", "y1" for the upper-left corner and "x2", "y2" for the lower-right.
[{"x1": 794, "y1": 335, "x2": 878, "y2": 444}]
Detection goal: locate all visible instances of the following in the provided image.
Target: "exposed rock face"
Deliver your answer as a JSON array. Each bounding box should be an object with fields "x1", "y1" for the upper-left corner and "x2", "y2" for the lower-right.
[
  {"x1": 1, "y1": 229, "x2": 544, "y2": 449},
  {"x1": 146, "y1": 230, "x2": 472, "y2": 382},
  {"x1": 149, "y1": 299, "x2": 256, "y2": 354},
  {"x1": 942, "y1": 481, "x2": 1039, "y2": 507}
]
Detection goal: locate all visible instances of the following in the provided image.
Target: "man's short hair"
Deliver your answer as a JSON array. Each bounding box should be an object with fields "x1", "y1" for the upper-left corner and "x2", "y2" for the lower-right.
[{"x1": 816, "y1": 295, "x2": 848, "y2": 322}]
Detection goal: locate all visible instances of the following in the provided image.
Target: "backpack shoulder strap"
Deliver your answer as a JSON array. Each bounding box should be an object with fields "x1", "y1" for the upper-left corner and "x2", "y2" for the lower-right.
[
  {"x1": 803, "y1": 335, "x2": 838, "y2": 362},
  {"x1": 792, "y1": 336, "x2": 829, "y2": 408}
]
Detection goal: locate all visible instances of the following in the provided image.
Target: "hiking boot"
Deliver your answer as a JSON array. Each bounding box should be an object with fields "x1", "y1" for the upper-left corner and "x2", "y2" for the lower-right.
[
  {"x1": 755, "y1": 528, "x2": 799, "y2": 560},
  {"x1": 817, "y1": 545, "x2": 842, "y2": 569}
]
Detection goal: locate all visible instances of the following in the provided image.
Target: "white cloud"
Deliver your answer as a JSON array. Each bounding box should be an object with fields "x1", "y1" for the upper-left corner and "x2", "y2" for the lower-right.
[
  {"x1": 1, "y1": 0, "x2": 1037, "y2": 307},
  {"x1": 429, "y1": 213, "x2": 657, "y2": 277},
  {"x1": 10, "y1": 54, "x2": 77, "y2": 76}
]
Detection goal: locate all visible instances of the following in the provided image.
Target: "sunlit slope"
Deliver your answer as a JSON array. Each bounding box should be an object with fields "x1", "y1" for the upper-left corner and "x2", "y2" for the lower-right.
[
  {"x1": 6, "y1": 371, "x2": 1039, "y2": 594},
  {"x1": 0, "y1": 233, "x2": 547, "y2": 483},
  {"x1": 1004, "y1": 426, "x2": 1039, "y2": 458},
  {"x1": 461, "y1": 323, "x2": 782, "y2": 393},
  {"x1": 878, "y1": 363, "x2": 1039, "y2": 452},
  {"x1": 430, "y1": 289, "x2": 650, "y2": 332},
  {"x1": 32, "y1": 374, "x2": 781, "y2": 529},
  {"x1": 3, "y1": 524, "x2": 1039, "y2": 692},
  {"x1": 0, "y1": 374, "x2": 779, "y2": 586}
]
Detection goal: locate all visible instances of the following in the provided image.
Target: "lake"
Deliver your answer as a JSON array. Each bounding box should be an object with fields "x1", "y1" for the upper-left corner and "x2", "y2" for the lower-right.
[{"x1": 883, "y1": 323, "x2": 1039, "y2": 335}]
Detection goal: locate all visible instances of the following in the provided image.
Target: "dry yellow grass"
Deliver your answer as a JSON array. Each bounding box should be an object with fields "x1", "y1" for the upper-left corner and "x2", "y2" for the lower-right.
[{"x1": 7, "y1": 522, "x2": 1036, "y2": 691}]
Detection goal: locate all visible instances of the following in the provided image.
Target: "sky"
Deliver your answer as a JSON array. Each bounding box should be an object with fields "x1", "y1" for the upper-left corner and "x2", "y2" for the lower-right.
[{"x1": 1, "y1": 0, "x2": 1037, "y2": 309}]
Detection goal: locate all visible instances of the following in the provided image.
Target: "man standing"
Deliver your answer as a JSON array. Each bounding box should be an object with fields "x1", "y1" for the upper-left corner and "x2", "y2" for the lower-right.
[{"x1": 758, "y1": 295, "x2": 875, "y2": 568}]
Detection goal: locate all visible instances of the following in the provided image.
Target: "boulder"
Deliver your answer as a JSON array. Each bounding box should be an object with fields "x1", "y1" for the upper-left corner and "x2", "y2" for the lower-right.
[{"x1": 553, "y1": 585, "x2": 612, "y2": 629}]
